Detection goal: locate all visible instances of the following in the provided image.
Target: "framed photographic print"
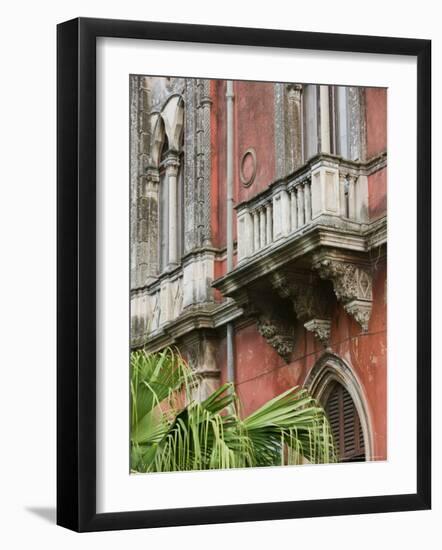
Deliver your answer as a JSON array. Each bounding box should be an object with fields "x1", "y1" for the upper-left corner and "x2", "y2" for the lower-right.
[{"x1": 57, "y1": 17, "x2": 431, "y2": 532}]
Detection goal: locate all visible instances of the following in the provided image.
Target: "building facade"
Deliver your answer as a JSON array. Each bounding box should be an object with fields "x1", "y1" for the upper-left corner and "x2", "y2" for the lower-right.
[{"x1": 130, "y1": 76, "x2": 387, "y2": 463}]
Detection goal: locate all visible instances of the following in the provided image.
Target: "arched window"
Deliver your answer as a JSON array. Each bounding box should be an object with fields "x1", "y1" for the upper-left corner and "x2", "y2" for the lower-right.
[
  {"x1": 304, "y1": 352, "x2": 373, "y2": 462},
  {"x1": 157, "y1": 96, "x2": 185, "y2": 273},
  {"x1": 324, "y1": 381, "x2": 365, "y2": 462}
]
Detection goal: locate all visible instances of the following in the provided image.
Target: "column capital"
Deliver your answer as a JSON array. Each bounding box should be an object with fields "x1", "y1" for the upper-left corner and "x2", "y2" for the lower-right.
[{"x1": 163, "y1": 150, "x2": 180, "y2": 174}]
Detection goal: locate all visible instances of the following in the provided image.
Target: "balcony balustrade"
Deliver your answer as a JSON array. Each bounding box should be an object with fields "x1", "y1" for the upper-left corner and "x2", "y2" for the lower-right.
[{"x1": 236, "y1": 155, "x2": 369, "y2": 263}]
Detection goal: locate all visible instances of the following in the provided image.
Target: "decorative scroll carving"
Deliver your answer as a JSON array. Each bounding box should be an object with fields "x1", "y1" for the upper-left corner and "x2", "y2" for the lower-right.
[
  {"x1": 238, "y1": 289, "x2": 295, "y2": 362},
  {"x1": 313, "y1": 258, "x2": 372, "y2": 331},
  {"x1": 256, "y1": 314, "x2": 294, "y2": 362},
  {"x1": 303, "y1": 319, "x2": 331, "y2": 346},
  {"x1": 344, "y1": 301, "x2": 371, "y2": 332},
  {"x1": 271, "y1": 271, "x2": 332, "y2": 346}
]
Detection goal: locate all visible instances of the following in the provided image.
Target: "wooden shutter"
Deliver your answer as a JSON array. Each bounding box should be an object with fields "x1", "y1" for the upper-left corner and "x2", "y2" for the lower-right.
[{"x1": 324, "y1": 382, "x2": 365, "y2": 462}]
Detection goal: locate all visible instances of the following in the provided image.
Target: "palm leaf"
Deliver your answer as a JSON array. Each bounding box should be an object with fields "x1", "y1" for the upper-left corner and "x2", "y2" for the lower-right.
[{"x1": 130, "y1": 349, "x2": 336, "y2": 473}]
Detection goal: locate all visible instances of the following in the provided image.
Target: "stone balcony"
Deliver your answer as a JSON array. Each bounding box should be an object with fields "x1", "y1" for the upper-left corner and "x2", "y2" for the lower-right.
[
  {"x1": 236, "y1": 153, "x2": 372, "y2": 263},
  {"x1": 213, "y1": 153, "x2": 387, "y2": 358}
]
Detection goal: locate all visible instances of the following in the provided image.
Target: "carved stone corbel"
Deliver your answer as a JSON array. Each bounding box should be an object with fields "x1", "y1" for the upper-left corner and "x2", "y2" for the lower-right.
[
  {"x1": 256, "y1": 314, "x2": 295, "y2": 362},
  {"x1": 239, "y1": 290, "x2": 295, "y2": 362},
  {"x1": 271, "y1": 271, "x2": 332, "y2": 346},
  {"x1": 313, "y1": 258, "x2": 372, "y2": 331},
  {"x1": 303, "y1": 319, "x2": 331, "y2": 346}
]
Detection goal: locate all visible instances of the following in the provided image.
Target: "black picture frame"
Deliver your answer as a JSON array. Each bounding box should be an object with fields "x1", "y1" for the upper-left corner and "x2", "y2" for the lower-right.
[{"x1": 57, "y1": 17, "x2": 431, "y2": 532}]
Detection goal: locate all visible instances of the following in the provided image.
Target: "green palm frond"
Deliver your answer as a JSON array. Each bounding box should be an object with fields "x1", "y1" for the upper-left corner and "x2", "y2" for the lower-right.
[{"x1": 130, "y1": 349, "x2": 336, "y2": 473}]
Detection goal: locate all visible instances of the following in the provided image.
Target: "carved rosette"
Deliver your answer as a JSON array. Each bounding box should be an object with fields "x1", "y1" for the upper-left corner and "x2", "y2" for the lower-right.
[
  {"x1": 256, "y1": 315, "x2": 294, "y2": 362},
  {"x1": 313, "y1": 258, "x2": 372, "y2": 331}
]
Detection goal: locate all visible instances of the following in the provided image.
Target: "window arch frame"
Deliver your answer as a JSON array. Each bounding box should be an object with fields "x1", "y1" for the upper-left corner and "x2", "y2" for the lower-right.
[
  {"x1": 304, "y1": 352, "x2": 374, "y2": 461},
  {"x1": 149, "y1": 94, "x2": 185, "y2": 274}
]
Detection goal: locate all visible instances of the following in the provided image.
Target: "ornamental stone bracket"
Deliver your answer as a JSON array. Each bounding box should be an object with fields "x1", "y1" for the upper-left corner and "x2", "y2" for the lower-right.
[
  {"x1": 312, "y1": 254, "x2": 373, "y2": 331},
  {"x1": 256, "y1": 314, "x2": 295, "y2": 362},
  {"x1": 303, "y1": 319, "x2": 331, "y2": 346},
  {"x1": 271, "y1": 270, "x2": 332, "y2": 347},
  {"x1": 239, "y1": 290, "x2": 295, "y2": 362}
]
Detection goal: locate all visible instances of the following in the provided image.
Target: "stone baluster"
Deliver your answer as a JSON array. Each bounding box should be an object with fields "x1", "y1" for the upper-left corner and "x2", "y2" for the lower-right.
[
  {"x1": 297, "y1": 184, "x2": 305, "y2": 226},
  {"x1": 304, "y1": 179, "x2": 312, "y2": 223},
  {"x1": 266, "y1": 202, "x2": 273, "y2": 245},
  {"x1": 339, "y1": 173, "x2": 348, "y2": 218},
  {"x1": 253, "y1": 210, "x2": 260, "y2": 252},
  {"x1": 348, "y1": 175, "x2": 356, "y2": 220},
  {"x1": 259, "y1": 207, "x2": 266, "y2": 248},
  {"x1": 290, "y1": 189, "x2": 298, "y2": 231}
]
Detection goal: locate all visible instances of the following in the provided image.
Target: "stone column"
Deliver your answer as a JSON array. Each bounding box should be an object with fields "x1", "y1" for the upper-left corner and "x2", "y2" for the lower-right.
[{"x1": 164, "y1": 152, "x2": 180, "y2": 268}]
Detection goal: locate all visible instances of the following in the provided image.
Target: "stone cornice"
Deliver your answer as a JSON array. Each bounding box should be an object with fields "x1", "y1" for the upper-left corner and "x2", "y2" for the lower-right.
[
  {"x1": 131, "y1": 264, "x2": 183, "y2": 296},
  {"x1": 213, "y1": 216, "x2": 386, "y2": 299},
  {"x1": 131, "y1": 245, "x2": 230, "y2": 295},
  {"x1": 213, "y1": 225, "x2": 364, "y2": 298},
  {"x1": 365, "y1": 215, "x2": 387, "y2": 249},
  {"x1": 132, "y1": 300, "x2": 244, "y2": 351}
]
